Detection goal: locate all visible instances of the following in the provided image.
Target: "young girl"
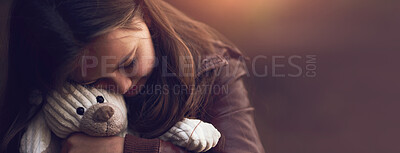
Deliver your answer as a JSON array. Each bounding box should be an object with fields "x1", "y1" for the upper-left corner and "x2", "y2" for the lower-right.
[{"x1": 0, "y1": 0, "x2": 265, "y2": 152}]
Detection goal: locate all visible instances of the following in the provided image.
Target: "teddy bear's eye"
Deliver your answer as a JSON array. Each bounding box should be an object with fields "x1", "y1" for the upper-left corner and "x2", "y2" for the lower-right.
[
  {"x1": 96, "y1": 96, "x2": 104, "y2": 103},
  {"x1": 76, "y1": 107, "x2": 85, "y2": 115}
]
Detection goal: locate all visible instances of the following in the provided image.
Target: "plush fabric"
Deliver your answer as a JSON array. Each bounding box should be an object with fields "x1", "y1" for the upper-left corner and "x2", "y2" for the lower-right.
[
  {"x1": 20, "y1": 83, "x2": 128, "y2": 153},
  {"x1": 159, "y1": 118, "x2": 221, "y2": 152},
  {"x1": 44, "y1": 83, "x2": 128, "y2": 138}
]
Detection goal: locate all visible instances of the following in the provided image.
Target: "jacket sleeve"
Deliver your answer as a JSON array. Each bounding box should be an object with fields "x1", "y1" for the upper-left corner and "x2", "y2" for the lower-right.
[
  {"x1": 123, "y1": 134, "x2": 189, "y2": 153},
  {"x1": 204, "y1": 58, "x2": 265, "y2": 153}
]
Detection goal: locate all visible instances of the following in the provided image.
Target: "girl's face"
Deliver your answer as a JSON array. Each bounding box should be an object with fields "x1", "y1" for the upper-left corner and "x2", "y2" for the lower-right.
[{"x1": 70, "y1": 17, "x2": 155, "y2": 97}]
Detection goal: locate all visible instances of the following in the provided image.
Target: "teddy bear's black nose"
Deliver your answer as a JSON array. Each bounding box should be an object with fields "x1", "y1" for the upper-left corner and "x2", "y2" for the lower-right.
[{"x1": 93, "y1": 106, "x2": 114, "y2": 122}]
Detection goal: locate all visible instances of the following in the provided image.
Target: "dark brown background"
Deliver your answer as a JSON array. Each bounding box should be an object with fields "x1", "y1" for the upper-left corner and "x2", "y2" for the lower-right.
[{"x1": 1, "y1": 0, "x2": 400, "y2": 153}]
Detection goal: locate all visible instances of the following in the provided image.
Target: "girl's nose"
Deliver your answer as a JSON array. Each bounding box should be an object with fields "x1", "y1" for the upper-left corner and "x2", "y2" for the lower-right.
[{"x1": 110, "y1": 72, "x2": 132, "y2": 94}]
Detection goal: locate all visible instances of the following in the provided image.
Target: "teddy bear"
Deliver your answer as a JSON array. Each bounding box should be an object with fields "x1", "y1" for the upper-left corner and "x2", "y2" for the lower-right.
[{"x1": 20, "y1": 82, "x2": 221, "y2": 153}]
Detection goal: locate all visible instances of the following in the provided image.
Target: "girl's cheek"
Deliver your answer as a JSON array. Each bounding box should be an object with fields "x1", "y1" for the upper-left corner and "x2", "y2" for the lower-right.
[{"x1": 94, "y1": 80, "x2": 116, "y2": 92}]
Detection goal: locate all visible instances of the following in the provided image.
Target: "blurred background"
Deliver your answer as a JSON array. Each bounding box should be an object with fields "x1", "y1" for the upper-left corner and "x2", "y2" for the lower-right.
[{"x1": 1, "y1": 0, "x2": 400, "y2": 152}]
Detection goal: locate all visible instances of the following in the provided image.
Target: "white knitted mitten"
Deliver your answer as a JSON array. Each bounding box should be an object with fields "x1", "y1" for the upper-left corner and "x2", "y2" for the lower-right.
[{"x1": 159, "y1": 118, "x2": 221, "y2": 152}]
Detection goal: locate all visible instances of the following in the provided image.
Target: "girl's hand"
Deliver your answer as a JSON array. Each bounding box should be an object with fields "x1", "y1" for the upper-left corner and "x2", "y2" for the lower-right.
[{"x1": 61, "y1": 133, "x2": 124, "y2": 153}]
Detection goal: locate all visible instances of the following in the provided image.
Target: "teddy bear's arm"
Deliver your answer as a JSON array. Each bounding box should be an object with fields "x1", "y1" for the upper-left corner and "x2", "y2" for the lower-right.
[
  {"x1": 159, "y1": 118, "x2": 221, "y2": 152},
  {"x1": 20, "y1": 111, "x2": 52, "y2": 153}
]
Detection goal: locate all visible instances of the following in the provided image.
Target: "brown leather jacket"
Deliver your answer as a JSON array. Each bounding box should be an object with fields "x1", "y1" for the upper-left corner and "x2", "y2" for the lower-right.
[{"x1": 124, "y1": 41, "x2": 265, "y2": 153}]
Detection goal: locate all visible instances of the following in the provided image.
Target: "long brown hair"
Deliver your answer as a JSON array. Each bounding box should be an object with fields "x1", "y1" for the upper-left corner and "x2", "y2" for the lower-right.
[{"x1": 0, "y1": 0, "x2": 236, "y2": 151}]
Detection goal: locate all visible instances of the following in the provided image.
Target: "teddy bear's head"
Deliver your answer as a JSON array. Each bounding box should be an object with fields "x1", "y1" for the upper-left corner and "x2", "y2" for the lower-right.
[
  {"x1": 20, "y1": 83, "x2": 128, "y2": 153},
  {"x1": 42, "y1": 83, "x2": 128, "y2": 138}
]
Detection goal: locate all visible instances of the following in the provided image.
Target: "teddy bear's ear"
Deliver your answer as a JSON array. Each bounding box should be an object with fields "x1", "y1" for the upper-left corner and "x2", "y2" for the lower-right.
[
  {"x1": 29, "y1": 89, "x2": 43, "y2": 106},
  {"x1": 20, "y1": 111, "x2": 51, "y2": 153}
]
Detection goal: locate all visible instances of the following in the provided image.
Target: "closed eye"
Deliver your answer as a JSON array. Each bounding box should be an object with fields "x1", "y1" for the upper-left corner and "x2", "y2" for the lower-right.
[
  {"x1": 82, "y1": 79, "x2": 99, "y2": 87},
  {"x1": 80, "y1": 57, "x2": 137, "y2": 87},
  {"x1": 120, "y1": 57, "x2": 137, "y2": 69}
]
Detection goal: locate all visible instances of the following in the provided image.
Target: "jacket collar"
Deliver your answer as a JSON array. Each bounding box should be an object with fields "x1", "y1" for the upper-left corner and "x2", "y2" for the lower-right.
[{"x1": 196, "y1": 40, "x2": 246, "y2": 77}]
